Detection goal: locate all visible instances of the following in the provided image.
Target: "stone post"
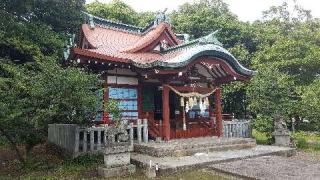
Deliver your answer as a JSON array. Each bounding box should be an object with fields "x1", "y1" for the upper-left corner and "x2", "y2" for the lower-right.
[
  {"x1": 273, "y1": 115, "x2": 291, "y2": 147},
  {"x1": 98, "y1": 126, "x2": 136, "y2": 178},
  {"x1": 137, "y1": 119, "x2": 142, "y2": 144},
  {"x1": 143, "y1": 119, "x2": 148, "y2": 143}
]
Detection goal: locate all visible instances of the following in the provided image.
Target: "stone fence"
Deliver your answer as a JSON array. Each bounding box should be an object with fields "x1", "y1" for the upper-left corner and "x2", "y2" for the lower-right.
[
  {"x1": 48, "y1": 119, "x2": 148, "y2": 157},
  {"x1": 222, "y1": 119, "x2": 251, "y2": 138}
]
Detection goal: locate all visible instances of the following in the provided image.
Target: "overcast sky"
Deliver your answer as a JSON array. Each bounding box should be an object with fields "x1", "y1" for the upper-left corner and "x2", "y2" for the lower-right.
[{"x1": 85, "y1": 0, "x2": 320, "y2": 22}]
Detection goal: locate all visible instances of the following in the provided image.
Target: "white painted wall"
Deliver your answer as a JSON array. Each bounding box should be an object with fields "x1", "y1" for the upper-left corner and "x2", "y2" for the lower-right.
[{"x1": 107, "y1": 76, "x2": 139, "y2": 85}]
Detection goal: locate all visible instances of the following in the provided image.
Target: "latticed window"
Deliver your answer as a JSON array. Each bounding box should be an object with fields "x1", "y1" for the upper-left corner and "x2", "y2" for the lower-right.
[{"x1": 108, "y1": 87, "x2": 138, "y2": 120}]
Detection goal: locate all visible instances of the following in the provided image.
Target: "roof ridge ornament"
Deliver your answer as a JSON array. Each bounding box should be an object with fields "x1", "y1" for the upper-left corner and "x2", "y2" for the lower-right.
[
  {"x1": 154, "y1": 8, "x2": 171, "y2": 26},
  {"x1": 199, "y1": 30, "x2": 223, "y2": 46},
  {"x1": 88, "y1": 14, "x2": 95, "y2": 29}
]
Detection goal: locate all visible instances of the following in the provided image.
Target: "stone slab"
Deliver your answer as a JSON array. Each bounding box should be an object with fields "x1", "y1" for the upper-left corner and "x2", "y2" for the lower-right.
[
  {"x1": 208, "y1": 155, "x2": 320, "y2": 180},
  {"x1": 105, "y1": 143, "x2": 133, "y2": 154},
  {"x1": 104, "y1": 152, "x2": 131, "y2": 168},
  {"x1": 98, "y1": 164, "x2": 136, "y2": 178},
  {"x1": 134, "y1": 137, "x2": 256, "y2": 157},
  {"x1": 274, "y1": 134, "x2": 291, "y2": 146},
  {"x1": 131, "y1": 145, "x2": 295, "y2": 176}
]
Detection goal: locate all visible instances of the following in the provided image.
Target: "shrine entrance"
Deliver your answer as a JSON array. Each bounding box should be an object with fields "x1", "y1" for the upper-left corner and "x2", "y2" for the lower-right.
[{"x1": 160, "y1": 84, "x2": 222, "y2": 140}]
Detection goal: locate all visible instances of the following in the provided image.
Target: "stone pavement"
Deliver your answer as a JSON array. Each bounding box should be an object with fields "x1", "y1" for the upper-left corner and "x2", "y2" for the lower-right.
[
  {"x1": 131, "y1": 145, "x2": 295, "y2": 176},
  {"x1": 208, "y1": 155, "x2": 320, "y2": 180},
  {"x1": 134, "y1": 137, "x2": 256, "y2": 157}
]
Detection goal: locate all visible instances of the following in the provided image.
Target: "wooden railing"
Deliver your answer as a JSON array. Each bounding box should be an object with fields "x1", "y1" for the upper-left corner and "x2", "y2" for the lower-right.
[
  {"x1": 222, "y1": 119, "x2": 251, "y2": 138},
  {"x1": 147, "y1": 118, "x2": 162, "y2": 138},
  {"x1": 171, "y1": 127, "x2": 215, "y2": 139},
  {"x1": 48, "y1": 119, "x2": 148, "y2": 157}
]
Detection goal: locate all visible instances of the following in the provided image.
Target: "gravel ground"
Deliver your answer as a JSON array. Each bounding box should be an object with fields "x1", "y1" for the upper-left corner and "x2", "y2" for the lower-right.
[{"x1": 209, "y1": 151, "x2": 320, "y2": 180}]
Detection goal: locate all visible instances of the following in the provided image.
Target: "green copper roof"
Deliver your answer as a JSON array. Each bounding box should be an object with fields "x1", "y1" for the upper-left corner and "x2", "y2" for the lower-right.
[{"x1": 82, "y1": 12, "x2": 169, "y2": 34}]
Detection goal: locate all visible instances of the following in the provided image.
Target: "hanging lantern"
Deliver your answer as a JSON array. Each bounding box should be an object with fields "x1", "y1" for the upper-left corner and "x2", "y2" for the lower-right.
[{"x1": 180, "y1": 97, "x2": 184, "y2": 107}]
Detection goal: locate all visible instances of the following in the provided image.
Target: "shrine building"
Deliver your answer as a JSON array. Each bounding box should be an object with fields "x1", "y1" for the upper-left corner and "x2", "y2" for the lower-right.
[{"x1": 66, "y1": 12, "x2": 255, "y2": 141}]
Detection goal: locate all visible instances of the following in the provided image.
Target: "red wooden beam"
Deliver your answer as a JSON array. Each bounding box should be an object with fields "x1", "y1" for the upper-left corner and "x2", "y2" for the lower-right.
[
  {"x1": 162, "y1": 84, "x2": 170, "y2": 141},
  {"x1": 215, "y1": 87, "x2": 223, "y2": 137},
  {"x1": 167, "y1": 85, "x2": 214, "y2": 94}
]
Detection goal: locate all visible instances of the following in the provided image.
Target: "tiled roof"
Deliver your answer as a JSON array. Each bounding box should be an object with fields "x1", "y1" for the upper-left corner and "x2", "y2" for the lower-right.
[
  {"x1": 71, "y1": 13, "x2": 255, "y2": 77},
  {"x1": 123, "y1": 23, "x2": 181, "y2": 53},
  {"x1": 79, "y1": 23, "x2": 182, "y2": 64}
]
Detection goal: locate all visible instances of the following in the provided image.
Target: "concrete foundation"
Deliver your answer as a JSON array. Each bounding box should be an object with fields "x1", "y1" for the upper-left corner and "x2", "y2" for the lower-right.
[{"x1": 98, "y1": 164, "x2": 136, "y2": 178}]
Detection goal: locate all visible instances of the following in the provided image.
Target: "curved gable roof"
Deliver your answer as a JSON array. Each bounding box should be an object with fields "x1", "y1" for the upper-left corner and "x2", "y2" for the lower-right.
[{"x1": 71, "y1": 13, "x2": 256, "y2": 79}]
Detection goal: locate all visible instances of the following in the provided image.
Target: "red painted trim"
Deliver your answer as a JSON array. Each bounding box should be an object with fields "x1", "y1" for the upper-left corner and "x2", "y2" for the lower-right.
[
  {"x1": 147, "y1": 57, "x2": 251, "y2": 82},
  {"x1": 106, "y1": 84, "x2": 139, "y2": 87},
  {"x1": 124, "y1": 23, "x2": 181, "y2": 53},
  {"x1": 167, "y1": 85, "x2": 214, "y2": 94},
  {"x1": 106, "y1": 73, "x2": 138, "y2": 78},
  {"x1": 139, "y1": 30, "x2": 179, "y2": 52},
  {"x1": 73, "y1": 48, "x2": 130, "y2": 63}
]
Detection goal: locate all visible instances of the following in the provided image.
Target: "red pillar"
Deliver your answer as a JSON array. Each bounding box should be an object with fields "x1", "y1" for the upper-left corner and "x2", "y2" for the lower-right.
[
  {"x1": 215, "y1": 87, "x2": 223, "y2": 137},
  {"x1": 162, "y1": 84, "x2": 170, "y2": 141}
]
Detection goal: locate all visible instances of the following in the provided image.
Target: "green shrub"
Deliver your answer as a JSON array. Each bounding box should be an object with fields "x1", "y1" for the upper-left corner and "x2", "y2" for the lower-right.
[
  {"x1": 251, "y1": 115, "x2": 274, "y2": 134},
  {"x1": 296, "y1": 138, "x2": 308, "y2": 149},
  {"x1": 252, "y1": 129, "x2": 274, "y2": 145},
  {"x1": 64, "y1": 154, "x2": 103, "y2": 167},
  {"x1": 0, "y1": 136, "x2": 8, "y2": 147}
]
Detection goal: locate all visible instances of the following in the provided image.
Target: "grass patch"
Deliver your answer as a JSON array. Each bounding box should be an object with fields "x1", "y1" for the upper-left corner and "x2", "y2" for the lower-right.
[
  {"x1": 252, "y1": 129, "x2": 272, "y2": 145},
  {"x1": 0, "y1": 136, "x2": 8, "y2": 147},
  {"x1": 0, "y1": 143, "x2": 104, "y2": 179},
  {"x1": 293, "y1": 131, "x2": 320, "y2": 152},
  {"x1": 252, "y1": 130, "x2": 320, "y2": 152}
]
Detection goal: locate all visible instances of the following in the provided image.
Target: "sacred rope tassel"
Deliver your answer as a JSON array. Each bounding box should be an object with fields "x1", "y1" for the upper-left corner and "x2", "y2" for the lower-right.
[
  {"x1": 185, "y1": 102, "x2": 189, "y2": 113},
  {"x1": 204, "y1": 97, "x2": 209, "y2": 107},
  {"x1": 180, "y1": 97, "x2": 184, "y2": 107},
  {"x1": 199, "y1": 98, "x2": 205, "y2": 114},
  {"x1": 193, "y1": 97, "x2": 198, "y2": 106},
  {"x1": 189, "y1": 97, "x2": 193, "y2": 108}
]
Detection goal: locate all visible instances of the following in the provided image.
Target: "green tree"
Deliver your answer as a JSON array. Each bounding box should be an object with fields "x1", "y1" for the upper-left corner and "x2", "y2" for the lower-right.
[
  {"x1": 0, "y1": 58, "x2": 99, "y2": 164},
  {"x1": 0, "y1": 1, "x2": 99, "y2": 165},
  {"x1": 1, "y1": 0, "x2": 85, "y2": 34},
  {"x1": 300, "y1": 79, "x2": 320, "y2": 131},
  {"x1": 86, "y1": 0, "x2": 139, "y2": 25}
]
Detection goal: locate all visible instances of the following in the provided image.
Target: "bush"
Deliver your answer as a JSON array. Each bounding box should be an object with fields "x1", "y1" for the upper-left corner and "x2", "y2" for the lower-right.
[
  {"x1": 0, "y1": 136, "x2": 8, "y2": 147},
  {"x1": 295, "y1": 138, "x2": 308, "y2": 149},
  {"x1": 252, "y1": 115, "x2": 274, "y2": 134}
]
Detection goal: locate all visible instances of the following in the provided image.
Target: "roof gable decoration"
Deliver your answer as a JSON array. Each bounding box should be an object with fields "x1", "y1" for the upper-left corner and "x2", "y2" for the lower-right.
[
  {"x1": 162, "y1": 30, "x2": 223, "y2": 54},
  {"x1": 198, "y1": 30, "x2": 223, "y2": 46},
  {"x1": 153, "y1": 9, "x2": 171, "y2": 26}
]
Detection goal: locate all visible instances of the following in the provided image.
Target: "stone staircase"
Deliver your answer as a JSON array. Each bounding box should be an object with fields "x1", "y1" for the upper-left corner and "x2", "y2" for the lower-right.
[{"x1": 134, "y1": 137, "x2": 256, "y2": 157}]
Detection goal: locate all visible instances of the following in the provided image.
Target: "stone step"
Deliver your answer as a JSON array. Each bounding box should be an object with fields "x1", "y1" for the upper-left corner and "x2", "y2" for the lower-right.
[
  {"x1": 131, "y1": 145, "x2": 296, "y2": 177},
  {"x1": 134, "y1": 137, "x2": 256, "y2": 157}
]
